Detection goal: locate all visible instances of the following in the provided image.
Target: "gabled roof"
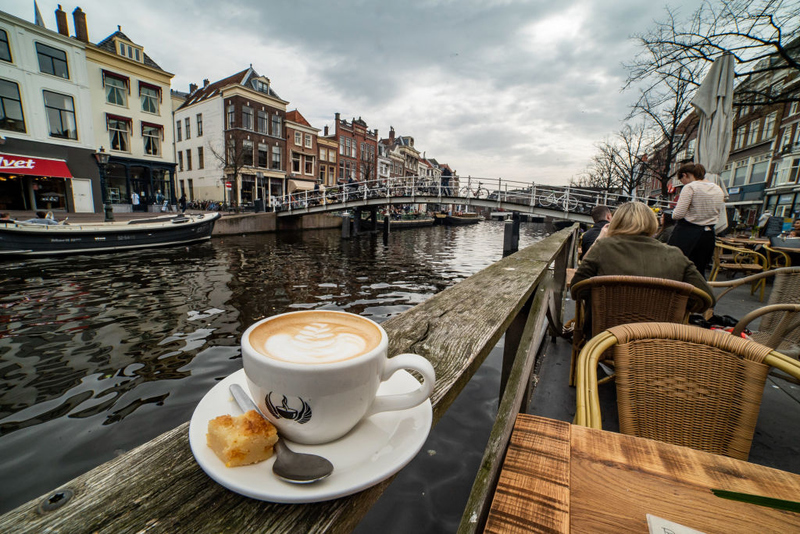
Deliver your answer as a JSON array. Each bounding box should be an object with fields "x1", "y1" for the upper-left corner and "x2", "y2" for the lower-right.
[
  {"x1": 96, "y1": 31, "x2": 163, "y2": 70},
  {"x1": 178, "y1": 67, "x2": 284, "y2": 110},
  {"x1": 286, "y1": 109, "x2": 312, "y2": 127}
]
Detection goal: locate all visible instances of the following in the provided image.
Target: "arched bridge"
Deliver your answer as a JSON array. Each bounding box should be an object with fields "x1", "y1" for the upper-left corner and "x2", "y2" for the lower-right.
[{"x1": 271, "y1": 176, "x2": 670, "y2": 223}]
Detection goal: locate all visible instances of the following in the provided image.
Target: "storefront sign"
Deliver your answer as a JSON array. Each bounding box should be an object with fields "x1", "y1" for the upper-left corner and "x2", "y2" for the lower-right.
[
  {"x1": 0, "y1": 153, "x2": 74, "y2": 178},
  {"x1": 727, "y1": 187, "x2": 740, "y2": 194}
]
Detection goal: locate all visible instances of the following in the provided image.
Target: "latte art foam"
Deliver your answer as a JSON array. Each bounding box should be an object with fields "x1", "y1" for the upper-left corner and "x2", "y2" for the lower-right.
[{"x1": 250, "y1": 311, "x2": 382, "y2": 364}]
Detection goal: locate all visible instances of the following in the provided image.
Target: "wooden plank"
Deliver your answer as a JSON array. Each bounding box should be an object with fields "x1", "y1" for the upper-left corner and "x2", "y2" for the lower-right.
[
  {"x1": 570, "y1": 424, "x2": 800, "y2": 533},
  {"x1": 483, "y1": 416, "x2": 571, "y2": 534},
  {"x1": 0, "y1": 228, "x2": 577, "y2": 534},
  {"x1": 459, "y1": 278, "x2": 552, "y2": 534}
]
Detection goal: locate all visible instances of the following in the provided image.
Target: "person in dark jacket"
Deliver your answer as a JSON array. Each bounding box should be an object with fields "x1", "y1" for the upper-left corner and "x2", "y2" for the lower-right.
[{"x1": 580, "y1": 205, "x2": 612, "y2": 258}]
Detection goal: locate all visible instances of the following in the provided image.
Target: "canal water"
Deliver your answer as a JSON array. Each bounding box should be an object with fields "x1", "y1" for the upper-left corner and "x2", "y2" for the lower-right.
[{"x1": 0, "y1": 220, "x2": 548, "y2": 530}]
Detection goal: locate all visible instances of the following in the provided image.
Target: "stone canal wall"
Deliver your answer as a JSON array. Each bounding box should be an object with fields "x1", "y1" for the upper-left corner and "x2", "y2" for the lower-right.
[{"x1": 211, "y1": 212, "x2": 342, "y2": 236}]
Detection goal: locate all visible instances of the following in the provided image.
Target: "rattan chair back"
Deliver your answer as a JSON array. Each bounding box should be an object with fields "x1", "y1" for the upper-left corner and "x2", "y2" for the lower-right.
[
  {"x1": 609, "y1": 323, "x2": 771, "y2": 460},
  {"x1": 568, "y1": 276, "x2": 713, "y2": 385},
  {"x1": 758, "y1": 268, "x2": 800, "y2": 345}
]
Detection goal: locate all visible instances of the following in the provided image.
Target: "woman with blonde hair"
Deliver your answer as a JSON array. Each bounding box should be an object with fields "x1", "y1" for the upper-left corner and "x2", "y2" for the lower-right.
[{"x1": 571, "y1": 202, "x2": 714, "y2": 302}]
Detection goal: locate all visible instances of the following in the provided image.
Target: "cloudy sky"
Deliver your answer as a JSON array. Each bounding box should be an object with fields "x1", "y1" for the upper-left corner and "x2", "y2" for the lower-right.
[{"x1": 7, "y1": 0, "x2": 708, "y2": 185}]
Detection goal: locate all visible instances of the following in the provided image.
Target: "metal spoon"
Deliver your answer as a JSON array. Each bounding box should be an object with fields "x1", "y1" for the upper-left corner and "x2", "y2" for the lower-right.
[{"x1": 229, "y1": 384, "x2": 334, "y2": 484}]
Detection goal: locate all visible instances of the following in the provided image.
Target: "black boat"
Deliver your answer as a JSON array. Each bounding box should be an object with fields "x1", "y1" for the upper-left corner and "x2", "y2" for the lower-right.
[{"x1": 0, "y1": 213, "x2": 220, "y2": 257}]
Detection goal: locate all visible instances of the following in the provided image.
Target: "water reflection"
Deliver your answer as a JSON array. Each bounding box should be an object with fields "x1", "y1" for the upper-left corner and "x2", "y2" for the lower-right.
[{"x1": 0, "y1": 220, "x2": 547, "y2": 514}]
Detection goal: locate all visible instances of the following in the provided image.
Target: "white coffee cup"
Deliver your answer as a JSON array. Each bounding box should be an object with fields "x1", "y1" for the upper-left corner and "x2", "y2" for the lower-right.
[{"x1": 242, "y1": 310, "x2": 436, "y2": 444}]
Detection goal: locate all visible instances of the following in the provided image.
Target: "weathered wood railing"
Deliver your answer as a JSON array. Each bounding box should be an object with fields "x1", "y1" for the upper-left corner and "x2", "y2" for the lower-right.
[{"x1": 0, "y1": 226, "x2": 578, "y2": 533}]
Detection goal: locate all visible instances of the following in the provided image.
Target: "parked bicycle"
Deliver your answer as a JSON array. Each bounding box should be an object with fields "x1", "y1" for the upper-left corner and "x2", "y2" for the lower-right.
[
  {"x1": 459, "y1": 181, "x2": 488, "y2": 199},
  {"x1": 538, "y1": 190, "x2": 579, "y2": 211}
]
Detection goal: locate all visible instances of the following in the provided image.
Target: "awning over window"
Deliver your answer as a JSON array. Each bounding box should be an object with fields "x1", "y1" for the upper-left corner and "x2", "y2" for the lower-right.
[
  {"x1": 138, "y1": 81, "x2": 163, "y2": 102},
  {"x1": 288, "y1": 179, "x2": 316, "y2": 192},
  {"x1": 101, "y1": 69, "x2": 130, "y2": 94},
  {"x1": 106, "y1": 113, "x2": 132, "y2": 130},
  {"x1": 0, "y1": 153, "x2": 74, "y2": 178},
  {"x1": 141, "y1": 121, "x2": 165, "y2": 139}
]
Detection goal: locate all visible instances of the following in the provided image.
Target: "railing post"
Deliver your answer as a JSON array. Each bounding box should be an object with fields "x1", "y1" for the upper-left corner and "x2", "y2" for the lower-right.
[
  {"x1": 530, "y1": 185, "x2": 536, "y2": 207},
  {"x1": 564, "y1": 186, "x2": 571, "y2": 212},
  {"x1": 304, "y1": 190, "x2": 309, "y2": 211},
  {"x1": 412, "y1": 175, "x2": 416, "y2": 201}
]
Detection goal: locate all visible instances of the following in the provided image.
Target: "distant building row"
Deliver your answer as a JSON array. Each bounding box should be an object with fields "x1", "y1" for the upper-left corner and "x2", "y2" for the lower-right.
[{"x1": 0, "y1": 6, "x2": 456, "y2": 214}]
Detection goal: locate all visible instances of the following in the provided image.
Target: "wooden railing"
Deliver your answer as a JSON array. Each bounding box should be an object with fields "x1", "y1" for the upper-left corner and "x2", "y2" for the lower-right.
[{"x1": 0, "y1": 226, "x2": 579, "y2": 533}]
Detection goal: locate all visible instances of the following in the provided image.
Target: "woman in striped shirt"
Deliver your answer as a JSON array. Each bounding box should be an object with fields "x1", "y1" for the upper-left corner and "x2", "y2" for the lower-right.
[{"x1": 668, "y1": 163, "x2": 725, "y2": 277}]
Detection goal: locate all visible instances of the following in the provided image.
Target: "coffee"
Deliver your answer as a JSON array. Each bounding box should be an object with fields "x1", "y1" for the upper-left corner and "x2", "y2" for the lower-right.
[{"x1": 249, "y1": 310, "x2": 382, "y2": 364}]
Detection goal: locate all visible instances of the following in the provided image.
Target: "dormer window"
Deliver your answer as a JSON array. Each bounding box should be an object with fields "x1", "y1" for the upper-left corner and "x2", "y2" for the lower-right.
[
  {"x1": 253, "y1": 78, "x2": 270, "y2": 94},
  {"x1": 116, "y1": 39, "x2": 143, "y2": 63}
]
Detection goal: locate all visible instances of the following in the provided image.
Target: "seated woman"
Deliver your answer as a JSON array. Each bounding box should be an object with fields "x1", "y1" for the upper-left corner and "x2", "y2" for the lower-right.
[{"x1": 571, "y1": 201, "x2": 714, "y2": 304}]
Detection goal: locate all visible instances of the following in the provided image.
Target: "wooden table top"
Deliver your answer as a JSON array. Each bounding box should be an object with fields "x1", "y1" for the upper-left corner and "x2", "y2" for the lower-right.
[
  {"x1": 484, "y1": 415, "x2": 800, "y2": 533},
  {"x1": 720, "y1": 236, "x2": 770, "y2": 247}
]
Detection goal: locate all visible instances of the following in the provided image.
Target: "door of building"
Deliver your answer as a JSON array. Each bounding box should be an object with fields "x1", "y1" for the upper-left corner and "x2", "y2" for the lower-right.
[{"x1": 71, "y1": 178, "x2": 93, "y2": 213}]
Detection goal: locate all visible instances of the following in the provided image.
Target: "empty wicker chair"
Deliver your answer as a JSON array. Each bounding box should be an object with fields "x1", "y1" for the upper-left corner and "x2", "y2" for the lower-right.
[
  {"x1": 569, "y1": 275, "x2": 713, "y2": 385},
  {"x1": 709, "y1": 243, "x2": 768, "y2": 300},
  {"x1": 575, "y1": 322, "x2": 800, "y2": 460},
  {"x1": 710, "y1": 266, "x2": 800, "y2": 358}
]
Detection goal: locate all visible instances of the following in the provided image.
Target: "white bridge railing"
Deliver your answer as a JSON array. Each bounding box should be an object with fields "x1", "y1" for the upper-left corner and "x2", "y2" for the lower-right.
[{"x1": 266, "y1": 176, "x2": 672, "y2": 215}]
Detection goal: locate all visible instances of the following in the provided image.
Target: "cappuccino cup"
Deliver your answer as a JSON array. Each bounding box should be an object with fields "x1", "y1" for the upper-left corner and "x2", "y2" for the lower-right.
[{"x1": 242, "y1": 310, "x2": 436, "y2": 444}]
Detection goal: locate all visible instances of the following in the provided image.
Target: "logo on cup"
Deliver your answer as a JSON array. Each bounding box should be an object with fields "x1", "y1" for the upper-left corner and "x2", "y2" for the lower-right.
[{"x1": 265, "y1": 392, "x2": 312, "y2": 424}]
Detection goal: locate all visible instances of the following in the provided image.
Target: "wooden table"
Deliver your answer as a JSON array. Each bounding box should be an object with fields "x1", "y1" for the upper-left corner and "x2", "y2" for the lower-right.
[
  {"x1": 484, "y1": 415, "x2": 800, "y2": 533},
  {"x1": 720, "y1": 236, "x2": 770, "y2": 247}
]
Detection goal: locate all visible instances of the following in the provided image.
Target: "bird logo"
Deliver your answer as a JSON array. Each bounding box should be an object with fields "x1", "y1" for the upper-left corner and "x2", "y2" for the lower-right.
[{"x1": 265, "y1": 393, "x2": 312, "y2": 424}]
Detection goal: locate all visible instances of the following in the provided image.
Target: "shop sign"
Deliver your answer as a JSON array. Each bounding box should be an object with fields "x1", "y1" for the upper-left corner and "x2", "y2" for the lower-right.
[{"x1": 0, "y1": 153, "x2": 74, "y2": 178}]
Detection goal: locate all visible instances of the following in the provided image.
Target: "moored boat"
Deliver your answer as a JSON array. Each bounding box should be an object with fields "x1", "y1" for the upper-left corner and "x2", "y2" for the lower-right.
[
  {"x1": 0, "y1": 212, "x2": 220, "y2": 257},
  {"x1": 443, "y1": 213, "x2": 482, "y2": 226},
  {"x1": 380, "y1": 215, "x2": 435, "y2": 229}
]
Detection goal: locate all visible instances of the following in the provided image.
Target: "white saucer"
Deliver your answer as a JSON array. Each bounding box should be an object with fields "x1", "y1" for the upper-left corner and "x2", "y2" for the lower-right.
[{"x1": 189, "y1": 368, "x2": 433, "y2": 503}]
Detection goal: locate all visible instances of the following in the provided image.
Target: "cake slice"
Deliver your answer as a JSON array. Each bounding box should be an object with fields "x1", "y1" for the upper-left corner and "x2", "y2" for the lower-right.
[{"x1": 207, "y1": 410, "x2": 278, "y2": 467}]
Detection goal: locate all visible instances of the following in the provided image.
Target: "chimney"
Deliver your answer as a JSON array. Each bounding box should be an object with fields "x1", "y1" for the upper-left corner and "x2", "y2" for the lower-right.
[
  {"x1": 389, "y1": 126, "x2": 395, "y2": 142},
  {"x1": 335, "y1": 112, "x2": 340, "y2": 123},
  {"x1": 324, "y1": 125, "x2": 329, "y2": 136},
  {"x1": 72, "y1": 7, "x2": 88, "y2": 42},
  {"x1": 189, "y1": 83, "x2": 198, "y2": 93},
  {"x1": 55, "y1": 5, "x2": 69, "y2": 36},
  {"x1": 203, "y1": 79, "x2": 209, "y2": 87}
]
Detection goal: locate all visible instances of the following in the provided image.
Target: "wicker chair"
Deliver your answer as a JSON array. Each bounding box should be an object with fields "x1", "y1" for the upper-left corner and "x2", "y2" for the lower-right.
[
  {"x1": 569, "y1": 276, "x2": 713, "y2": 386},
  {"x1": 709, "y1": 267, "x2": 800, "y2": 358},
  {"x1": 574, "y1": 322, "x2": 800, "y2": 460},
  {"x1": 709, "y1": 243, "x2": 768, "y2": 300}
]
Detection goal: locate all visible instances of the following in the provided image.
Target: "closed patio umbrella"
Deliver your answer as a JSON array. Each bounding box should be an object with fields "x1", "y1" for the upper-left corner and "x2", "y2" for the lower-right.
[{"x1": 691, "y1": 52, "x2": 735, "y2": 231}]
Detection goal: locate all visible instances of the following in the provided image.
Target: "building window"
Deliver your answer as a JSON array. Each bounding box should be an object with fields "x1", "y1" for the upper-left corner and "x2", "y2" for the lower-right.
[
  {"x1": 243, "y1": 141, "x2": 253, "y2": 166},
  {"x1": 292, "y1": 153, "x2": 301, "y2": 173},
  {"x1": 178, "y1": 151, "x2": 183, "y2": 171},
  {"x1": 790, "y1": 102, "x2": 799, "y2": 117},
  {"x1": 140, "y1": 86, "x2": 159, "y2": 113},
  {"x1": 43, "y1": 90, "x2": 76, "y2": 139},
  {"x1": 143, "y1": 125, "x2": 161, "y2": 155},
  {"x1": 320, "y1": 148, "x2": 327, "y2": 161},
  {"x1": 258, "y1": 144, "x2": 267, "y2": 167},
  {"x1": 185, "y1": 117, "x2": 191, "y2": 139},
  {"x1": 242, "y1": 106, "x2": 253, "y2": 130},
  {"x1": 186, "y1": 149, "x2": 192, "y2": 170},
  {"x1": 305, "y1": 133, "x2": 312, "y2": 148},
  {"x1": 271, "y1": 115, "x2": 281, "y2": 137},
  {"x1": 227, "y1": 104, "x2": 235, "y2": 129},
  {"x1": 176, "y1": 120, "x2": 181, "y2": 141},
  {"x1": 0, "y1": 79, "x2": 25, "y2": 132},
  {"x1": 339, "y1": 136, "x2": 345, "y2": 155},
  {"x1": 198, "y1": 146, "x2": 204, "y2": 169},
  {"x1": 734, "y1": 127, "x2": 746, "y2": 150},
  {"x1": 776, "y1": 158, "x2": 800, "y2": 185},
  {"x1": 271, "y1": 146, "x2": 281, "y2": 170},
  {"x1": 764, "y1": 112, "x2": 777, "y2": 138},
  {"x1": 305, "y1": 156, "x2": 314, "y2": 175},
  {"x1": 780, "y1": 128, "x2": 793, "y2": 152},
  {"x1": 196, "y1": 113, "x2": 203, "y2": 136},
  {"x1": 104, "y1": 75, "x2": 127, "y2": 106},
  {"x1": 188, "y1": 178, "x2": 194, "y2": 199},
  {"x1": 0, "y1": 29, "x2": 11, "y2": 62},
  {"x1": 36, "y1": 42, "x2": 69, "y2": 78},
  {"x1": 257, "y1": 111, "x2": 267, "y2": 134},
  {"x1": 749, "y1": 161, "x2": 768, "y2": 183},
  {"x1": 295, "y1": 131, "x2": 302, "y2": 146},
  {"x1": 747, "y1": 119, "x2": 760, "y2": 145},
  {"x1": 320, "y1": 165, "x2": 325, "y2": 182},
  {"x1": 732, "y1": 161, "x2": 748, "y2": 186},
  {"x1": 109, "y1": 118, "x2": 129, "y2": 151}
]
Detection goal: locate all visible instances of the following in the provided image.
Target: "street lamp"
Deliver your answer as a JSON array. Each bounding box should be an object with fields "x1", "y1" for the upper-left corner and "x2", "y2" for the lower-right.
[{"x1": 93, "y1": 146, "x2": 114, "y2": 222}]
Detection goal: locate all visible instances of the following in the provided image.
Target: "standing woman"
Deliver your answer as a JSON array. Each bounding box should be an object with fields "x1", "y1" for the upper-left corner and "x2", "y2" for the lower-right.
[{"x1": 668, "y1": 163, "x2": 725, "y2": 277}]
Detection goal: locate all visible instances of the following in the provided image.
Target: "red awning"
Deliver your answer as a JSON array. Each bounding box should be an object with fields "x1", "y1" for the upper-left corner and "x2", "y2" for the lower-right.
[{"x1": 0, "y1": 153, "x2": 74, "y2": 178}]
